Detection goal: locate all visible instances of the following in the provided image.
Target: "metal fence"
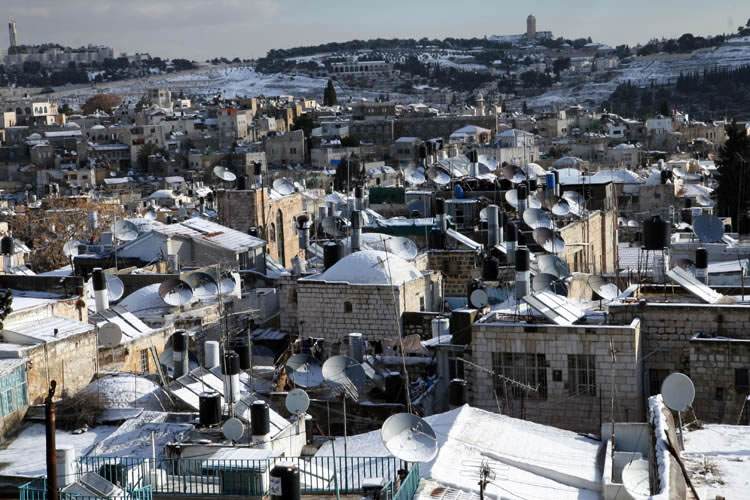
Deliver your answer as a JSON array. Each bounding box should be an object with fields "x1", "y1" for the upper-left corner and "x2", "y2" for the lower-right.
[
  {"x1": 393, "y1": 463, "x2": 420, "y2": 500},
  {"x1": 78, "y1": 455, "x2": 401, "y2": 496},
  {"x1": 18, "y1": 479, "x2": 152, "y2": 500}
]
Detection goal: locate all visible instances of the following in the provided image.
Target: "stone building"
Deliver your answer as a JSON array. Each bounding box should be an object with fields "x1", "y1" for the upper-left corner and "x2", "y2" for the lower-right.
[
  {"x1": 292, "y1": 250, "x2": 442, "y2": 346},
  {"x1": 264, "y1": 129, "x2": 306, "y2": 166},
  {"x1": 471, "y1": 317, "x2": 643, "y2": 433},
  {"x1": 559, "y1": 209, "x2": 619, "y2": 275},
  {"x1": 216, "y1": 188, "x2": 304, "y2": 268}
]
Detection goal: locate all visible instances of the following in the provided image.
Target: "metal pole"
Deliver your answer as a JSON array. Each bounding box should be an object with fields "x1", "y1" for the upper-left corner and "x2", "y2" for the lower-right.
[
  {"x1": 331, "y1": 438, "x2": 341, "y2": 500},
  {"x1": 45, "y1": 381, "x2": 58, "y2": 500},
  {"x1": 342, "y1": 396, "x2": 348, "y2": 459}
]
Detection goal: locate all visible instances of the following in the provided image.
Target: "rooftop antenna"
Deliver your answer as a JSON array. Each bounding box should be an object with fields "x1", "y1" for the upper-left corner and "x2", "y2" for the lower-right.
[
  {"x1": 322, "y1": 355, "x2": 366, "y2": 458},
  {"x1": 661, "y1": 373, "x2": 695, "y2": 448},
  {"x1": 111, "y1": 218, "x2": 138, "y2": 269}
]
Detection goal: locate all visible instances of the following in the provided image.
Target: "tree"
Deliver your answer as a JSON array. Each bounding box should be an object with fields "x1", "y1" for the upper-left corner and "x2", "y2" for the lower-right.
[
  {"x1": 82, "y1": 94, "x2": 122, "y2": 115},
  {"x1": 658, "y1": 100, "x2": 670, "y2": 116},
  {"x1": 552, "y1": 57, "x2": 571, "y2": 76},
  {"x1": 291, "y1": 113, "x2": 315, "y2": 138},
  {"x1": 0, "y1": 289, "x2": 12, "y2": 330},
  {"x1": 716, "y1": 121, "x2": 750, "y2": 231},
  {"x1": 137, "y1": 143, "x2": 164, "y2": 170},
  {"x1": 323, "y1": 79, "x2": 338, "y2": 106},
  {"x1": 340, "y1": 135, "x2": 360, "y2": 147}
]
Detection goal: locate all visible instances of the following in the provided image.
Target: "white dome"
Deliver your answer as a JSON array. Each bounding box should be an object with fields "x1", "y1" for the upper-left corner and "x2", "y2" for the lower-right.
[
  {"x1": 149, "y1": 189, "x2": 176, "y2": 199},
  {"x1": 78, "y1": 374, "x2": 171, "y2": 410},
  {"x1": 314, "y1": 250, "x2": 422, "y2": 285},
  {"x1": 90, "y1": 124, "x2": 106, "y2": 130},
  {"x1": 64, "y1": 122, "x2": 81, "y2": 129}
]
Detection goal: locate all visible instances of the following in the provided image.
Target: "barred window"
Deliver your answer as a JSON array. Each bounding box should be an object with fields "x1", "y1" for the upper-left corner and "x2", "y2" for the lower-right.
[
  {"x1": 0, "y1": 365, "x2": 27, "y2": 417},
  {"x1": 492, "y1": 352, "x2": 547, "y2": 399},
  {"x1": 568, "y1": 354, "x2": 597, "y2": 396},
  {"x1": 139, "y1": 349, "x2": 150, "y2": 373}
]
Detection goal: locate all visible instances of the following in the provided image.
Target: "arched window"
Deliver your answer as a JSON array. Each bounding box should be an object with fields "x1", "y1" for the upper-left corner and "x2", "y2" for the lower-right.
[
  {"x1": 269, "y1": 223, "x2": 276, "y2": 242},
  {"x1": 344, "y1": 301, "x2": 353, "y2": 313},
  {"x1": 276, "y1": 209, "x2": 285, "y2": 265}
]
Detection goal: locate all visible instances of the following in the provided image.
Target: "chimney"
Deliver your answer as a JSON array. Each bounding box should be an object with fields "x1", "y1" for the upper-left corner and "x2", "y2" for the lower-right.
[
  {"x1": 172, "y1": 331, "x2": 189, "y2": 378},
  {"x1": 486, "y1": 205, "x2": 500, "y2": 249},
  {"x1": 351, "y1": 210, "x2": 361, "y2": 253},
  {"x1": 91, "y1": 268, "x2": 109, "y2": 313},
  {"x1": 695, "y1": 247, "x2": 708, "y2": 284},
  {"x1": 347, "y1": 332, "x2": 364, "y2": 363},
  {"x1": 223, "y1": 352, "x2": 241, "y2": 406},
  {"x1": 204, "y1": 341, "x2": 221, "y2": 370},
  {"x1": 515, "y1": 246, "x2": 530, "y2": 300},
  {"x1": 251, "y1": 401, "x2": 271, "y2": 448}
]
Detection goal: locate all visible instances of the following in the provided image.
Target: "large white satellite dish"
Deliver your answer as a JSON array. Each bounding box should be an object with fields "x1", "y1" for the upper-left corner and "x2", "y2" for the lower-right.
[
  {"x1": 184, "y1": 271, "x2": 218, "y2": 299},
  {"x1": 285, "y1": 388, "x2": 311, "y2": 415},
  {"x1": 159, "y1": 278, "x2": 194, "y2": 306},
  {"x1": 213, "y1": 166, "x2": 237, "y2": 182},
  {"x1": 112, "y1": 220, "x2": 138, "y2": 242},
  {"x1": 286, "y1": 354, "x2": 324, "y2": 388},
  {"x1": 426, "y1": 166, "x2": 451, "y2": 186},
  {"x1": 63, "y1": 240, "x2": 82, "y2": 258},
  {"x1": 404, "y1": 166, "x2": 426, "y2": 186},
  {"x1": 272, "y1": 178, "x2": 295, "y2": 196},
  {"x1": 322, "y1": 355, "x2": 366, "y2": 400},
  {"x1": 222, "y1": 417, "x2": 245, "y2": 442},
  {"x1": 98, "y1": 322, "x2": 123, "y2": 348},
  {"x1": 621, "y1": 459, "x2": 650, "y2": 499},
  {"x1": 661, "y1": 373, "x2": 695, "y2": 412},
  {"x1": 381, "y1": 413, "x2": 439, "y2": 463}
]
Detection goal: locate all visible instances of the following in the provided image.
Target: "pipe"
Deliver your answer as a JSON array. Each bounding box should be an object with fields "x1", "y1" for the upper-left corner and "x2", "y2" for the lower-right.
[
  {"x1": 515, "y1": 246, "x2": 530, "y2": 300},
  {"x1": 351, "y1": 211, "x2": 361, "y2": 253},
  {"x1": 45, "y1": 381, "x2": 58, "y2": 500},
  {"x1": 92, "y1": 268, "x2": 109, "y2": 313},
  {"x1": 354, "y1": 185, "x2": 364, "y2": 211}
]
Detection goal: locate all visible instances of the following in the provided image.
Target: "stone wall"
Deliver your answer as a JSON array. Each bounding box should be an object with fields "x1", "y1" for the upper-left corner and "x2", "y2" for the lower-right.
[
  {"x1": 560, "y1": 209, "x2": 618, "y2": 275},
  {"x1": 427, "y1": 250, "x2": 479, "y2": 297},
  {"x1": 98, "y1": 326, "x2": 174, "y2": 374},
  {"x1": 470, "y1": 320, "x2": 642, "y2": 433}
]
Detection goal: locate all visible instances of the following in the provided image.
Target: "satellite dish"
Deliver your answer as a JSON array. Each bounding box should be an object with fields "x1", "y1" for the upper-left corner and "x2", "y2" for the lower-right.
[
  {"x1": 533, "y1": 228, "x2": 566, "y2": 253},
  {"x1": 501, "y1": 165, "x2": 525, "y2": 184},
  {"x1": 184, "y1": 271, "x2": 218, "y2": 299},
  {"x1": 621, "y1": 459, "x2": 650, "y2": 499},
  {"x1": 322, "y1": 355, "x2": 366, "y2": 399},
  {"x1": 551, "y1": 199, "x2": 571, "y2": 217},
  {"x1": 426, "y1": 166, "x2": 451, "y2": 186},
  {"x1": 504, "y1": 189, "x2": 520, "y2": 209},
  {"x1": 537, "y1": 254, "x2": 570, "y2": 279},
  {"x1": 404, "y1": 166, "x2": 426, "y2": 186},
  {"x1": 588, "y1": 275, "x2": 620, "y2": 301},
  {"x1": 112, "y1": 220, "x2": 138, "y2": 242},
  {"x1": 562, "y1": 191, "x2": 585, "y2": 217},
  {"x1": 693, "y1": 214, "x2": 724, "y2": 243},
  {"x1": 158, "y1": 278, "x2": 194, "y2": 306},
  {"x1": 98, "y1": 322, "x2": 123, "y2": 348},
  {"x1": 222, "y1": 417, "x2": 245, "y2": 441},
  {"x1": 105, "y1": 273, "x2": 125, "y2": 302},
  {"x1": 661, "y1": 373, "x2": 695, "y2": 412},
  {"x1": 479, "y1": 207, "x2": 488, "y2": 222},
  {"x1": 695, "y1": 195, "x2": 714, "y2": 208},
  {"x1": 627, "y1": 220, "x2": 639, "y2": 228},
  {"x1": 533, "y1": 273, "x2": 568, "y2": 295},
  {"x1": 213, "y1": 166, "x2": 237, "y2": 182},
  {"x1": 272, "y1": 178, "x2": 295, "y2": 196},
  {"x1": 381, "y1": 413, "x2": 439, "y2": 463},
  {"x1": 216, "y1": 271, "x2": 237, "y2": 295},
  {"x1": 523, "y1": 208, "x2": 554, "y2": 230},
  {"x1": 469, "y1": 288, "x2": 489, "y2": 309},
  {"x1": 63, "y1": 240, "x2": 82, "y2": 258},
  {"x1": 285, "y1": 388, "x2": 311, "y2": 414},
  {"x1": 286, "y1": 353, "x2": 324, "y2": 388}
]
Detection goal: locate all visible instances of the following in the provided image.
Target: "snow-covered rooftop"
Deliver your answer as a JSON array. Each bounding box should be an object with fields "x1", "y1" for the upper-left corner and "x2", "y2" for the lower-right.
[{"x1": 307, "y1": 250, "x2": 422, "y2": 285}]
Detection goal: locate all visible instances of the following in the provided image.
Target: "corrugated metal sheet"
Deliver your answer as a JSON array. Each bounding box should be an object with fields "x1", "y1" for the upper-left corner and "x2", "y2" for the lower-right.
[
  {"x1": 6, "y1": 315, "x2": 94, "y2": 344},
  {"x1": 523, "y1": 291, "x2": 585, "y2": 326},
  {"x1": 166, "y1": 217, "x2": 265, "y2": 252},
  {"x1": 666, "y1": 267, "x2": 728, "y2": 304}
]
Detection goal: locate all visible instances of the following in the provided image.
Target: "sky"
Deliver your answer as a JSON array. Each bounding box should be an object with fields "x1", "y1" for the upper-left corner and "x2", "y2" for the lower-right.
[{"x1": 3, "y1": 0, "x2": 749, "y2": 60}]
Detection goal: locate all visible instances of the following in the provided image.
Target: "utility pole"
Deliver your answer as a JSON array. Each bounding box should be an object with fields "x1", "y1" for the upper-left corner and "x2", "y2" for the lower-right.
[{"x1": 45, "y1": 380, "x2": 58, "y2": 500}]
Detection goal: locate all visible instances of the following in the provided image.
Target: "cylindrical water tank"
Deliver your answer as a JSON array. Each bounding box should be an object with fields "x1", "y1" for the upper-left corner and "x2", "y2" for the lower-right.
[
  {"x1": 92, "y1": 267, "x2": 109, "y2": 313},
  {"x1": 347, "y1": 333, "x2": 364, "y2": 363},
  {"x1": 172, "y1": 331, "x2": 189, "y2": 378},
  {"x1": 236, "y1": 175, "x2": 247, "y2": 190},
  {"x1": 515, "y1": 247, "x2": 530, "y2": 272},
  {"x1": 323, "y1": 241, "x2": 343, "y2": 270},
  {"x1": 643, "y1": 216, "x2": 670, "y2": 250},
  {"x1": 695, "y1": 248, "x2": 708, "y2": 269},
  {"x1": 233, "y1": 340, "x2": 252, "y2": 370},
  {"x1": 204, "y1": 341, "x2": 221, "y2": 370},
  {"x1": 528, "y1": 177, "x2": 538, "y2": 191},
  {"x1": 223, "y1": 352, "x2": 241, "y2": 404},
  {"x1": 270, "y1": 464, "x2": 301, "y2": 500},
  {"x1": 545, "y1": 172, "x2": 556, "y2": 192},
  {"x1": 482, "y1": 255, "x2": 499, "y2": 280},
  {"x1": 431, "y1": 317, "x2": 450, "y2": 339},
  {"x1": 449, "y1": 379, "x2": 467, "y2": 407},
  {"x1": 199, "y1": 391, "x2": 222, "y2": 427},
  {"x1": 56, "y1": 446, "x2": 76, "y2": 487},
  {"x1": 515, "y1": 247, "x2": 531, "y2": 300},
  {"x1": 251, "y1": 400, "x2": 271, "y2": 436},
  {"x1": 486, "y1": 205, "x2": 500, "y2": 248}
]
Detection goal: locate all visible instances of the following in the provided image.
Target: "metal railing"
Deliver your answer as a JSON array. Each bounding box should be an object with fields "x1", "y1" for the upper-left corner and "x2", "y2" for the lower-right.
[
  {"x1": 19, "y1": 479, "x2": 152, "y2": 500},
  {"x1": 78, "y1": 455, "x2": 401, "y2": 496},
  {"x1": 393, "y1": 463, "x2": 420, "y2": 500}
]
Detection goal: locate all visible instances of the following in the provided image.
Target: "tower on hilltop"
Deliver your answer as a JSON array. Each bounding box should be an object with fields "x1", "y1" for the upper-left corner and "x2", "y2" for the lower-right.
[
  {"x1": 8, "y1": 18, "x2": 18, "y2": 48},
  {"x1": 526, "y1": 14, "x2": 536, "y2": 39}
]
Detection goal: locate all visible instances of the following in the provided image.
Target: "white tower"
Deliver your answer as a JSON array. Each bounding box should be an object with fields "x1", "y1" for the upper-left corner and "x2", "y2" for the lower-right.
[
  {"x1": 8, "y1": 19, "x2": 17, "y2": 48},
  {"x1": 526, "y1": 14, "x2": 536, "y2": 39}
]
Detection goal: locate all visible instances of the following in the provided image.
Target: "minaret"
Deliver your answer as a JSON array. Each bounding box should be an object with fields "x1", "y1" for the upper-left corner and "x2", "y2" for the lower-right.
[
  {"x1": 526, "y1": 14, "x2": 536, "y2": 39},
  {"x1": 475, "y1": 94, "x2": 485, "y2": 117},
  {"x1": 8, "y1": 19, "x2": 17, "y2": 48}
]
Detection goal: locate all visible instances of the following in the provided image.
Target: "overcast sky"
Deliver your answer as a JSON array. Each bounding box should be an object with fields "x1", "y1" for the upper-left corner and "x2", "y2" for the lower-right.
[{"x1": 4, "y1": 0, "x2": 749, "y2": 60}]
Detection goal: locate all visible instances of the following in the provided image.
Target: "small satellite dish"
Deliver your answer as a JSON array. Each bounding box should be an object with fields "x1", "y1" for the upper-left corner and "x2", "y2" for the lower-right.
[
  {"x1": 627, "y1": 220, "x2": 639, "y2": 228},
  {"x1": 523, "y1": 208, "x2": 554, "y2": 230},
  {"x1": 562, "y1": 191, "x2": 585, "y2": 217},
  {"x1": 216, "y1": 271, "x2": 237, "y2": 295},
  {"x1": 621, "y1": 459, "x2": 650, "y2": 499},
  {"x1": 98, "y1": 322, "x2": 123, "y2": 348},
  {"x1": 588, "y1": 275, "x2": 620, "y2": 301},
  {"x1": 112, "y1": 220, "x2": 139, "y2": 241},
  {"x1": 479, "y1": 207, "x2": 488, "y2": 222},
  {"x1": 285, "y1": 388, "x2": 311, "y2": 415},
  {"x1": 381, "y1": 413, "x2": 439, "y2": 463},
  {"x1": 661, "y1": 373, "x2": 695, "y2": 412},
  {"x1": 533, "y1": 228, "x2": 566, "y2": 253},
  {"x1": 322, "y1": 355, "x2": 366, "y2": 399},
  {"x1": 504, "y1": 189, "x2": 520, "y2": 209},
  {"x1": 404, "y1": 166, "x2": 426, "y2": 186},
  {"x1": 213, "y1": 166, "x2": 237, "y2": 182},
  {"x1": 285, "y1": 353, "x2": 324, "y2": 388},
  {"x1": 693, "y1": 214, "x2": 724, "y2": 243},
  {"x1": 426, "y1": 166, "x2": 451, "y2": 186},
  {"x1": 105, "y1": 273, "x2": 125, "y2": 302},
  {"x1": 63, "y1": 240, "x2": 82, "y2": 258},
  {"x1": 184, "y1": 271, "x2": 218, "y2": 299},
  {"x1": 551, "y1": 199, "x2": 571, "y2": 217},
  {"x1": 469, "y1": 288, "x2": 489, "y2": 309},
  {"x1": 222, "y1": 417, "x2": 245, "y2": 442},
  {"x1": 537, "y1": 254, "x2": 570, "y2": 279},
  {"x1": 159, "y1": 278, "x2": 194, "y2": 306},
  {"x1": 272, "y1": 178, "x2": 295, "y2": 196},
  {"x1": 533, "y1": 273, "x2": 568, "y2": 295}
]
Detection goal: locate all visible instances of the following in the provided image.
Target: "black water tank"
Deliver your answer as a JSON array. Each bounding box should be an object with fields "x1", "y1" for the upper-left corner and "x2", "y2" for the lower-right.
[
  {"x1": 251, "y1": 401, "x2": 270, "y2": 436},
  {"x1": 253, "y1": 161, "x2": 262, "y2": 176},
  {"x1": 323, "y1": 241, "x2": 343, "y2": 270},
  {"x1": 199, "y1": 391, "x2": 222, "y2": 427},
  {"x1": 355, "y1": 185, "x2": 363, "y2": 200},
  {"x1": 695, "y1": 248, "x2": 708, "y2": 269},
  {"x1": 515, "y1": 247, "x2": 530, "y2": 272},
  {"x1": 528, "y1": 178, "x2": 538, "y2": 191},
  {"x1": 466, "y1": 150, "x2": 478, "y2": 163},
  {"x1": 0, "y1": 236, "x2": 13, "y2": 255},
  {"x1": 236, "y1": 175, "x2": 247, "y2": 190},
  {"x1": 429, "y1": 228, "x2": 445, "y2": 250},
  {"x1": 92, "y1": 268, "x2": 106, "y2": 291},
  {"x1": 482, "y1": 256, "x2": 499, "y2": 280},
  {"x1": 517, "y1": 184, "x2": 527, "y2": 199},
  {"x1": 643, "y1": 216, "x2": 670, "y2": 250},
  {"x1": 434, "y1": 197, "x2": 445, "y2": 215},
  {"x1": 418, "y1": 144, "x2": 427, "y2": 159},
  {"x1": 270, "y1": 464, "x2": 300, "y2": 500},
  {"x1": 384, "y1": 372, "x2": 403, "y2": 403},
  {"x1": 449, "y1": 379, "x2": 467, "y2": 407},
  {"x1": 504, "y1": 222, "x2": 517, "y2": 242},
  {"x1": 233, "y1": 340, "x2": 252, "y2": 370},
  {"x1": 223, "y1": 352, "x2": 240, "y2": 375},
  {"x1": 172, "y1": 330, "x2": 188, "y2": 353}
]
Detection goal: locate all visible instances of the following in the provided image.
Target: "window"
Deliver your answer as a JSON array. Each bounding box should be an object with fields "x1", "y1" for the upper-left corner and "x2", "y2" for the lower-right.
[
  {"x1": 139, "y1": 349, "x2": 150, "y2": 373},
  {"x1": 715, "y1": 387, "x2": 724, "y2": 401},
  {"x1": 492, "y1": 352, "x2": 547, "y2": 399},
  {"x1": 568, "y1": 355, "x2": 597, "y2": 396},
  {"x1": 735, "y1": 368, "x2": 749, "y2": 394},
  {"x1": 649, "y1": 369, "x2": 670, "y2": 396},
  {"x1": 454, "y1": 208, "x2": 465, "y2": 225},
  {"x1": 0, "y1": 365, "x2": 27, "y2": 417},
  {"x1": 344, "y1": 301, "x2": 353, "y2": 313}
]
